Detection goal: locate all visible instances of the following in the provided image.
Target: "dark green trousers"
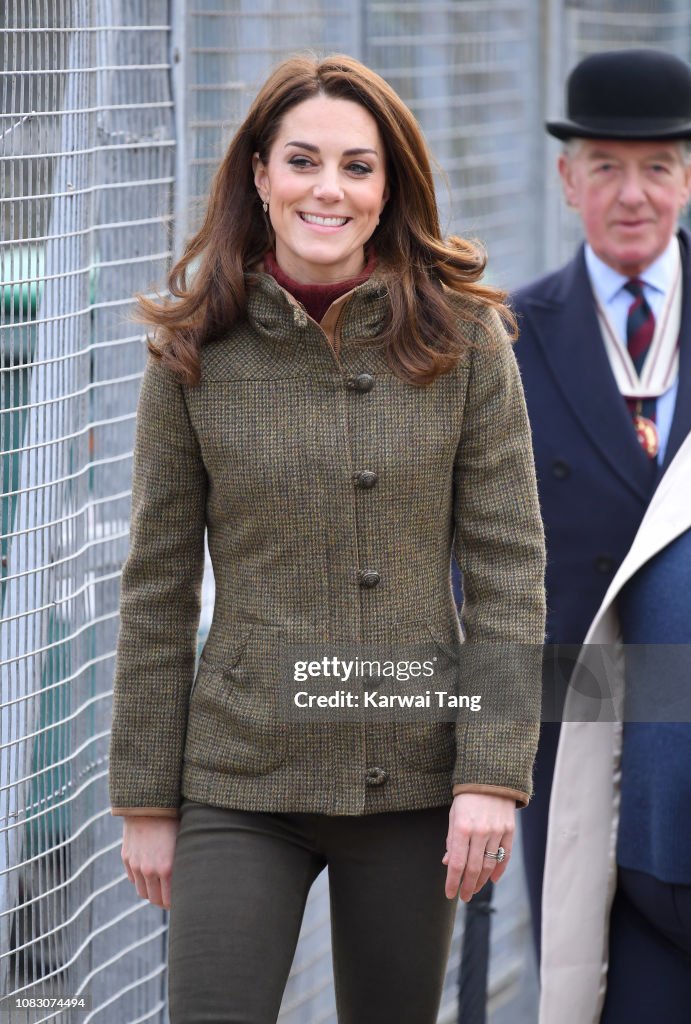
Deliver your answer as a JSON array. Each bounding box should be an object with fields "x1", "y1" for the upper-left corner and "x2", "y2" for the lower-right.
[{"x1": 168, "y1": 799, "x2": 457, "y2": 1023}]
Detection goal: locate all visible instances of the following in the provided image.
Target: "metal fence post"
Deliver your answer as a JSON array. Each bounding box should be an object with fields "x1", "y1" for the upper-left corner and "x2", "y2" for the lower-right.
[
  {"x1": 457, "y1": 881, "x2": 495, "y2": 1024},
  {"x1": 171, "y1": 0, "x2": 188, "y2": 260}
]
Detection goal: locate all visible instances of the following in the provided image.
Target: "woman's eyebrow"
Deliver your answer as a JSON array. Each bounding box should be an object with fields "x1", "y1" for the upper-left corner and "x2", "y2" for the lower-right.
[{"x1": 284, "y1": 140, "x2": 378, "y2": 157}]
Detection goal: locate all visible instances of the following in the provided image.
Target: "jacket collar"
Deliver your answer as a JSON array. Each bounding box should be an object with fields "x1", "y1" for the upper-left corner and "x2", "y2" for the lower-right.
[{"x1": 244, "y1": 270, "x2": 390, "y2": 352}]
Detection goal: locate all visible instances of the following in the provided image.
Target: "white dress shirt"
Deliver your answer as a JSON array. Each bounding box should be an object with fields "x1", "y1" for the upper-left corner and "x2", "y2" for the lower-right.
[{"x1": 585, "y1": 238, "x2": 679, "y2": 464}]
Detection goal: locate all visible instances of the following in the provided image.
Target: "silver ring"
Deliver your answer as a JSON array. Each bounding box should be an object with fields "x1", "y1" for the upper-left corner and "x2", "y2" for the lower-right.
[{"x1": 484, "y1": 846, "x2": 505, "y2": 863}]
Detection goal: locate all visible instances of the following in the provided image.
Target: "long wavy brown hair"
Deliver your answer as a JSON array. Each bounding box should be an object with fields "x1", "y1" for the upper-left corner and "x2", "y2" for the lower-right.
[{"x1": 137, "y1": 53, "x2": 516, "y2": 386}]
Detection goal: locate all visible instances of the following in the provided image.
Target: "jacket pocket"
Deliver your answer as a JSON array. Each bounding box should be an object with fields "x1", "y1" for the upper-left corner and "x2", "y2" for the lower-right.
[
  {"x1": 394, "y1": 623, "x2": 458, "y2": 774},
  {"x1": 184, "y1": 624, "x2": 288, "y2": 776}
]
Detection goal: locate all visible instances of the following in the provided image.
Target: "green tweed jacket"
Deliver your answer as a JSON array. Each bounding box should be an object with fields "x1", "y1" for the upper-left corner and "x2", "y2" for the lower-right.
[{"x1": 108, "y1": 273, "x2": 546, "y2": 819}]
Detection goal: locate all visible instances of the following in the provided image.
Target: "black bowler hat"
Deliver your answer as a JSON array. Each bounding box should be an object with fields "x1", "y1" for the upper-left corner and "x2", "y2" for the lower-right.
[{"x1": 546, "y1": 48, "x2": 691, "y2": 141}]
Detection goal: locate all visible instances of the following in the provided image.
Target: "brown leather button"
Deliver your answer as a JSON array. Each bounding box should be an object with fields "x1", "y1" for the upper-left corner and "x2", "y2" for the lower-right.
[
  {"x1": 347, "y1": 373, "x2": 375, "y2": 393},
  {"x1": 358, "y1": 569, "x2": 381, "y2": 588},
  {"x1": 365, "y1": 767, "x2": 389, "y2": 786},
  {"x1": 354, "y1": 470, "x2": 378, "y2": 489}
]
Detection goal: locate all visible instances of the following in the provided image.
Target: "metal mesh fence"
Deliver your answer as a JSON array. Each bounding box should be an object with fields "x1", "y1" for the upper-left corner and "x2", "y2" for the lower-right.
[
  {"x1": 2, "y1": 3, "x2": 691, "y2": 1023},
  {"x1": 364, "y1": 1, "x2": 543, "y2": 289},
  {"x1": 1, "y1": 2, "x2": 174, "y2": 1020},
  {"x1": 544, "y1": 0, "x2": 691, "y2": 266},
  {"x1": 182, "y1": 0, "x2": 543, "y2": 289}
]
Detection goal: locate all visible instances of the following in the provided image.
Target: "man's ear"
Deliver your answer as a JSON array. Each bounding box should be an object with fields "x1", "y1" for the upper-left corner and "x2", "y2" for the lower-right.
[
  {"x1": 557, "y1": 152, "x2": 579, "y2": 209},
  {"x1": 680, "y1": 159, "x2": 691, "y2": 212}
]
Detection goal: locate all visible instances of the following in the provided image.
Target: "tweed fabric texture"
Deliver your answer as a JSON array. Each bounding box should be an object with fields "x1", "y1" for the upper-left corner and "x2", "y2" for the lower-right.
[{"x1": 108, "y1": 273, "x2": 546, "y2": 818}]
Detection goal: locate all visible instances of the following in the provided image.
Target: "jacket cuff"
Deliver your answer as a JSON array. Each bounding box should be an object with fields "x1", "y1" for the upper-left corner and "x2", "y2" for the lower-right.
[
  {"x1": 451, "y1": 783, "x2": 529, "y2": 809},
  {"x1": 111, "y1": 806, "x2": 180, "y2": 819}
]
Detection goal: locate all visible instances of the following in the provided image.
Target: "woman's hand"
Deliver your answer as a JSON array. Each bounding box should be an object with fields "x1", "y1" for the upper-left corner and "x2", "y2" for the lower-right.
[
  {"x1": 121, "y1": 816, "x2": 180, "y2": 910},
  {"x1": 442, "y1": 793, "x2": 515, "y2": 901}
]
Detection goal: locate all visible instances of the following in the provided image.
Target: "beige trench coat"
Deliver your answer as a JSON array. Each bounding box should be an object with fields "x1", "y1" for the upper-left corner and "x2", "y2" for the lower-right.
[{"x1": 539, "y1": 430, "x2": 691, "y2": 1024}]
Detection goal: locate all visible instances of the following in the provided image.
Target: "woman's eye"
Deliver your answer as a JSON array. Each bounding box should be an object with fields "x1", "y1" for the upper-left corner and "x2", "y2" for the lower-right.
[
  {"x1": 347, "y1": 162, "x2": 372, "y2": 175},
  {"x1": 288, "y1": 156, "x2": 315, "y2": 169}
]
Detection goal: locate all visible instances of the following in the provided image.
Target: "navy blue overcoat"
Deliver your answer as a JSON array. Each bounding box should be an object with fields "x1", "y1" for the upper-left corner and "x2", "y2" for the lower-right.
[{"x1": 512, "y1": 229, "x2": 691, "y2": 646}]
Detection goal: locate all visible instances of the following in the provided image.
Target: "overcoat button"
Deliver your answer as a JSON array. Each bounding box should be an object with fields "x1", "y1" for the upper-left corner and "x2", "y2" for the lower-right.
[
  {"x1": 594, "y1": 555, "x2": 615, "y2": 574},
  {"x1": 354, "y1": 470, "x2": 378, "y2": 489},
  {"x1": 365, "y1": 767, "x2": 389, "y2": 786},
  {"x1": 552, "y1": 458, "x2": 571, "y2": 480},
  {"x1": 347, "y1": 373, "x2": 375, "y2": 392},
  {"x1": 358, "y1": 569, "x2": 381, "y2": 588}
]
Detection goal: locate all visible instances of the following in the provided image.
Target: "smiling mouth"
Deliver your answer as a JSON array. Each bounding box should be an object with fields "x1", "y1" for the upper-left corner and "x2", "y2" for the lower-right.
[{"x1": 299, "y1": 212, "x2": 350, "y2": 227}]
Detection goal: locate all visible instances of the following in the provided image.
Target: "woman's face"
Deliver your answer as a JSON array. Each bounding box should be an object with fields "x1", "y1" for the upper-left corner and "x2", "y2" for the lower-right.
[{"x1": 253, "y1": 94, "x2": 388, "y2": 284}]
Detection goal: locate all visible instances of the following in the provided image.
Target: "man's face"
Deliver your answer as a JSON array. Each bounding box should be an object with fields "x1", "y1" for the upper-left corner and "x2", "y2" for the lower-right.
[{"x1": 558, "y1": 139, "x2": 691, "y2": 276}]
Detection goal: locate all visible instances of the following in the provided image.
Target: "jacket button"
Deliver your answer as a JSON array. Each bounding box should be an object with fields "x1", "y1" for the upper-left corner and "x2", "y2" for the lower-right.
[
  {"x1": 365, "y1": 767, "x2": 389, "y2": 786},
  {"x1": 552, "y1": 458, "x2": 571, "y2": 480},
  {"x1": 347, "y1": 373, "x2": 375, "y2": 393},
  {"x1": 594, "y1": 555, "x2": 615, "y2": 574},
  {"x1": 354, "y1": 470, "x2": 378, "y2": 489},
  {"x1": 358, "y1": 569, "x2": 381, "y2": 588}
]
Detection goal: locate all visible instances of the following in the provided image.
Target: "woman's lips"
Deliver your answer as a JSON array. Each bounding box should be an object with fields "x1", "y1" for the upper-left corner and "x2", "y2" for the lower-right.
[{"x1": 299, "y1": 212, "x2": 351, "y2": 228}]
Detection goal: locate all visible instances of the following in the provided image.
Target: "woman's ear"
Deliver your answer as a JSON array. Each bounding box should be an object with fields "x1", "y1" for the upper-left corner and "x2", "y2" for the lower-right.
[{"x1": 252, "y1": 152, "x2": 268, "y2": 202}]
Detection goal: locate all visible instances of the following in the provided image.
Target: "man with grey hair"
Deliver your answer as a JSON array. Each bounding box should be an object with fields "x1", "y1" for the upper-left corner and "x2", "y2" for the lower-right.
[{"x1": 512, "y1": 47, "x2": 691, "y2": 964}]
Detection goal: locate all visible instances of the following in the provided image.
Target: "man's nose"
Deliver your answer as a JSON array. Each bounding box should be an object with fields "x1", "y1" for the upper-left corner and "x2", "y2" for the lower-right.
[{"x1": 618, "y1": 170, "x2": 646, "y2": 205}]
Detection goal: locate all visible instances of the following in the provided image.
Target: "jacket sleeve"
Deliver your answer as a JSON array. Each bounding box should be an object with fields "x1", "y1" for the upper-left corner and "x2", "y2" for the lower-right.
[
  {"x1": 451, "y1": 309, "x2": 546, "y2": 807},
  {"x1": 108, "y1": 354, "x2": 208, "y2": 817}
]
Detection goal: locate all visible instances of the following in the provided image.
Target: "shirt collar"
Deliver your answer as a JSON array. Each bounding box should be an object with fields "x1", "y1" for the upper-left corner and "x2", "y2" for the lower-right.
[{"x1": 584, "y1": 235, "x2": 679, "y2": 306}]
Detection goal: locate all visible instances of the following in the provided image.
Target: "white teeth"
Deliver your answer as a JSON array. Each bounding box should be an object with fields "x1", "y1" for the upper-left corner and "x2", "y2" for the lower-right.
[{"x1": 300, "y1": 213, "x2": 349, "y2": 227}]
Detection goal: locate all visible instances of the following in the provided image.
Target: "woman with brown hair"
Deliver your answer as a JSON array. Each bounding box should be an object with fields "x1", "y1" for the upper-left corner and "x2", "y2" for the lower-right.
[{"x1": 108, "y1": 53, "x2": 545, "y2": 1023}]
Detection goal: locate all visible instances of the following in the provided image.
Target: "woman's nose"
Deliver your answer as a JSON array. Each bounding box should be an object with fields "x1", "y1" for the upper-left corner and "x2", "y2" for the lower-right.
[{"x1": 312, "y1": 175, "x2": 344, "y2": 201}]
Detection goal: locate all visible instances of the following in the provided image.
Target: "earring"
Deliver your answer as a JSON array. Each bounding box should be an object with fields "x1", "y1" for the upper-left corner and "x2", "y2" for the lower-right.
[{"x1": 262, "y1": 200, "x2": 268, "y2": 214}]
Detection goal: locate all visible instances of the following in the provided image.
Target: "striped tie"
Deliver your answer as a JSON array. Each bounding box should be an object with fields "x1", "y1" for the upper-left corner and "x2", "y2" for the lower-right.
[
  {"x1": 624, "y1": 278, "x2": 657, "y2": 458},
  {"x1": 624, "y1": 278, "x2": 655, "y2": 373}
]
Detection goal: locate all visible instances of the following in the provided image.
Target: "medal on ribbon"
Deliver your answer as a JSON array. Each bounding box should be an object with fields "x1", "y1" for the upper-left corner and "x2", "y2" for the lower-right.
[{"x1": 632, "y1": 413, "x2": 659, "y2": 458}]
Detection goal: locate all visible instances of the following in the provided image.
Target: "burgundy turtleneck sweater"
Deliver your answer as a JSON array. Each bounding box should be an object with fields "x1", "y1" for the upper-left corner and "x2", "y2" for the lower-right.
[{"x1": 263, "y1": 249, "x2": 377, "y2": 324}]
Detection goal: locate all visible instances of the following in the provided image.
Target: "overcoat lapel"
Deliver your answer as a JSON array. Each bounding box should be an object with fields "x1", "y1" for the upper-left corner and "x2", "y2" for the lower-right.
[
  {"x1": 661, "y1": 228, "x2": 691, "y2": 470},
  {"x1": 520, "y1": 247, "x2": 654, "y2": 501}
]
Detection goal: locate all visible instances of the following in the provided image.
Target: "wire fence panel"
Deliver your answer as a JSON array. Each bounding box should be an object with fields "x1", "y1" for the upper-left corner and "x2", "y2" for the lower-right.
[
  {"x1": 1, "y1": 2, "x2": 174, "y2": 1021},
  {"x1": 544, "y1": 0, "x2": 691, "y2": 267},
  {"x1": 3, "y1": 3, "x2": 691, "y2": 1024},
  {"x1": 364, "y1": 1, "x2": 543, "y2": 289},
  {"x1": 184, "y1": 0, "x2": 358, "y2": 241}
]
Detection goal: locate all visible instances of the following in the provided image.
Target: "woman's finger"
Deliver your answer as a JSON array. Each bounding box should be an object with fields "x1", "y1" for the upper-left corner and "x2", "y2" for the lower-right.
[
  {"x1": 160, "y1": 870, "x2": 173, "y2": 911},
  {"x1": 486, "y1": 829, "x2": 514, "y2": 885},
  {"x1": 459, "y1": 832, "x2": 491, "y2": 902},
  {"x1": 444, "y1": 828, "x2": 470, "y2": 899},
  {"x1": 472, "y1": 832, "x2": 505, "y2": 894},
  {"x1": 144, "y1": 872, "x2": 164, "y2": 909},
  {"x1": 130, "y1": 867, "x2": 149, "y2": 903}
]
